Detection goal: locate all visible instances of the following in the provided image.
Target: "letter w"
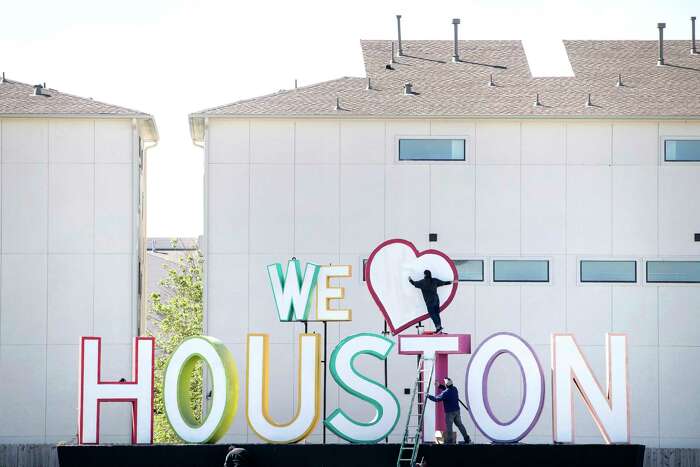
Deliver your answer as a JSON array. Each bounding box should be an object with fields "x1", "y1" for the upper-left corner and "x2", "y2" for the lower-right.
[{"x1": 267, "y1": 259, "x2": 320, "y2": 321}]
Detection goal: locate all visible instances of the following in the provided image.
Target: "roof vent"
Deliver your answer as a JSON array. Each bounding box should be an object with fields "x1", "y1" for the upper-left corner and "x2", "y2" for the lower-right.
[
  {"x1": 33, "y1": 83, "x2": 47, "y2": 96},
  {"x1": 585, "y1": 93, "x2": 593, "y2": 107},
  {"x1": 657, "y1": 22, "x2": 666, "y2": 66},
  {"x1": 294, "y1": 79, "x2": 298, "y2": 89},
  {"x1": 616, "y1": 73, "x2": 624, "y2": 87},
  {"x1": 533, "y1": 93, "x2": 542, "y2": 107},
  {"x1": 396, "y1": 15, "x2": 404, "y2": 57},
  {"x1": 404, "y1": 82, "x2": 415, "y2": 95},
  {"x1": 451, "y1": 18, "x2": 461, "y2": 63},
  {"x1": 692, "y1": 16, "x2": 697, "y2": 55},
  {"x1": 0, "y1": 72, "x2": 5, "y2": 83},
  {"x1": 488, "y1": 73, "x2": 495, "y2": 87},
  {"x1": 366, "y1": 77, "x2": 372, "y2": 90},
  {"x1": 334, "y1": 97, "x2": 342, "y2": 111}
]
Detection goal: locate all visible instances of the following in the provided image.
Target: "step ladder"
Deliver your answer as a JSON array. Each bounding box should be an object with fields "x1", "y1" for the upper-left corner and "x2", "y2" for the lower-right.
[{"x1": 396, "y1": 357, "x2": 434, "y2": 467}]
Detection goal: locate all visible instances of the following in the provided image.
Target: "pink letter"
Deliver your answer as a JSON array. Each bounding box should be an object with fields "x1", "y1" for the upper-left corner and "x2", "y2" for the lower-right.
[{"x1": 398, "y1": 334, "x2": 470, "y2": 441}]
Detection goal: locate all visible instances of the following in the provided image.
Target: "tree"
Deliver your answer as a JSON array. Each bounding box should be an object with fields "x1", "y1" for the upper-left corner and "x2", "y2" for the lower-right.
[{"x1": 148, "y1": 244, "x2": 204, "y2": 443}]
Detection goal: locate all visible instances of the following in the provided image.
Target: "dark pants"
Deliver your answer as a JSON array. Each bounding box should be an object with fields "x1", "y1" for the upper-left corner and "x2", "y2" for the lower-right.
[
  {"x1": 445, "y1": 410, "x2": 470, "y2": 444},
  {"x1": 427, "y1": 304, "x2": 441, "y2": 330}
]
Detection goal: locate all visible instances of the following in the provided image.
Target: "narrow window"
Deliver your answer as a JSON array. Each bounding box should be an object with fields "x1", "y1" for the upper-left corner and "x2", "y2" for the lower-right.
[
  {"x1": 454, "y1": 260, "x2": 484, "y2": 282},
  {"x1": 399, "y1": 139, "x2": 466, "y2": 161},
  {"x1": 646, "y1": 261, "x2": 700, "y2": 283},
  {"x1": 664, "y1": 140, "x2": 700, "y2": 161},
  {"x1": 362, "y1": 259, "x2": 368, "y2": 282},
  {"x1": 493, "y1": 260, "x2": 549, "y2": 283},
  {"x1": 580, "y1": 260, "x2": 636, "y2": 283}
]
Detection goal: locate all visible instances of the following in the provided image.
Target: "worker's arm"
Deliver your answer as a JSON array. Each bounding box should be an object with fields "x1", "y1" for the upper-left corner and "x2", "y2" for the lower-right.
[
  {"x1": 408, "y1": 278, "x2": 421, "y2": 288},
  {"x1": 430, "y1": 389, "x2": 447, "y2": 402},
  {"x1": 436, "y1": 279, "x2": 454, "y2": 287}
]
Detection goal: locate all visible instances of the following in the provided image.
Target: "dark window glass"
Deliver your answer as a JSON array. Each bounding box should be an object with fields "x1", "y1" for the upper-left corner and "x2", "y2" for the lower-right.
[
  {"x1": 665, "y1": 140, "x2": 700, "y2": 161},
  {"x1": 399, "y1": 139, "x2": 465, "y2": 161},
  {"x1": 454, "y1": 260, "x2": 484, "y2": 281},
  {"x1": 646, "y1": 261, "x2": 700, "y2": 283},
  {"x1": 580, "y1": 260, "x2": 637, "y2": 283},
  {"x1": 493, "y1": 260, "x2": 549, "y2": 283}
]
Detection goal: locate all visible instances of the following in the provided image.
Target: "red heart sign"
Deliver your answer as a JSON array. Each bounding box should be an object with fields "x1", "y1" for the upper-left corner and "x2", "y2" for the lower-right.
[{"x1": 365, "y1": 239, "x2": 458, "y2": 335}]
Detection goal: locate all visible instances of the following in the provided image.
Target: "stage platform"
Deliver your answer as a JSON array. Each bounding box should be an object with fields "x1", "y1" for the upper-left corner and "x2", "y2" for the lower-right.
[{"x1": 58, "y1": 443, "x2": 645, "y2": 467}]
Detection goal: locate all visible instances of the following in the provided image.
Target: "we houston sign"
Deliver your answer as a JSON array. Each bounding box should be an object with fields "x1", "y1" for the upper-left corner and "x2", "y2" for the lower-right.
[{"x1": 77, "y1": 239, "x2": 630, "y2": 445}]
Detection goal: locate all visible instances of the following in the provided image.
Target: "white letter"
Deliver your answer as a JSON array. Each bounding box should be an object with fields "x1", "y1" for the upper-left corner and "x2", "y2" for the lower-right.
[
  {"x1": 267, "y1": 259, "x2": 320, "y2": 321},
  {"x1": 325, "y1": 333, "x2": 400, "y2": 443},
  {"x1": 552, "y1": 333, "x2": 630, "y2": 444},
  {"x1": 246, "y1": 333, "x2": 321, "y2": 443},
  {"x1": 78, "y1": 336, "x2": 154, "y2": 444},
  {"x1": 316, "y1": 264, "x2": 352, "y2": 321},
  {"x1": 466, "y1": 333, "x2": 545, "y2": 443},
  {"x1": 163, "y1": 336, "x2": 239, "y2": 443}
]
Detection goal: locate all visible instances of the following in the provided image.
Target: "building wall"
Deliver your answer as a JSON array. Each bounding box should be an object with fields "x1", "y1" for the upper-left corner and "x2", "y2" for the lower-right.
[
  {"x1": 203, "y1": 117, "x2": 700, "y2": 448},
  {"x1": 0, "y1": 118, "x2": 141, "y2": 443}
]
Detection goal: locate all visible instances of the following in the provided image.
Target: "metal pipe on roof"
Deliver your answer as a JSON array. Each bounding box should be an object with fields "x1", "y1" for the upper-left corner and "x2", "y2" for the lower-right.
[
  {"x1": 452, "y1": 18, "x2": 461, "y2": 63},
  {"x1": 396, "y1": 15, "x2": 404, "y2": 56},
  {"x1": 657, "y1": 23, "x2": 666, "y2": 66},
  {"x1": 692, "y1": 17, "x2": 697, "y2": 55}
]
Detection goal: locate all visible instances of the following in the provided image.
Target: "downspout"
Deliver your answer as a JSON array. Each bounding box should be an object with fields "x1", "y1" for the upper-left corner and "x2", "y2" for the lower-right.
[{"x1": 138, "y1": 137, "x2": 158, "y2": 337}]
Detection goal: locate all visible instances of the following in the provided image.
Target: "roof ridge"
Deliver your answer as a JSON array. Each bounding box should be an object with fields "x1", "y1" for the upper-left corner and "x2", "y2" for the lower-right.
[
  {"x1": 0, "y1": 76, "x2": 151, "y2": 117},
  {"x1": 189, "y1": 76, "x2": 363, "y2": 117}
]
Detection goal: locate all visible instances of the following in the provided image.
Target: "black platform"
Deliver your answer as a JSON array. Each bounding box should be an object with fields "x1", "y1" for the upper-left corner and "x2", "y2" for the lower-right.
[{"x1": 58, "y1": 443, "x2": 645, "y2": 467}]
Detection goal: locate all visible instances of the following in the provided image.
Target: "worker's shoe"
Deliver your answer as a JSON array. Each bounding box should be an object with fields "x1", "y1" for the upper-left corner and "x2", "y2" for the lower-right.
[
  {"x1": 460, "y1": 437, "x2": 472, "y2": 444},
  {"x1": 435, "y1": 326, "x2": 444, "y2": 334}
]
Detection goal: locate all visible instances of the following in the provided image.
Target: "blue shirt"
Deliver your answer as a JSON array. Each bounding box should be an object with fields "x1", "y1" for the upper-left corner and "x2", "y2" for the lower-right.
[{"x1": 428, "y1": 385, "x2": 460, "y2": 413}]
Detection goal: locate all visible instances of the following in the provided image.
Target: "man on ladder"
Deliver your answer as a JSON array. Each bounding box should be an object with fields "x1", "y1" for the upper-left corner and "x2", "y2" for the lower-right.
[{"x1": 427, "y1": 378, "x2": 472, "y2": 445}]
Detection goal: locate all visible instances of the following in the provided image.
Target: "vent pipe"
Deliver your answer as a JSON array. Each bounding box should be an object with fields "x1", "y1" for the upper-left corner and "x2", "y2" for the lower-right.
[
  {"x1": 533, "y1": 93, "x2": 542, "y2": 107},
  {"x1": 404, "y1": 82, "x2": 414, "y2": 95},
  {"x1": 616, "y1": 73, "x2": 623, "y2": 87},
  {"x1": 396, "y1": 15, "x2": 404, "y2": 56},
  {"x1": 692, "y1": 17, "x2": 697, "y2": 55},
  {"x1": 488, "y1": 73, "x2": 495, "y2": 87},
  {"x1": 0, "y1": 72, "x2": 5, "y2": 83},
  {"x1": 585, "y1": 93, "x2": 593, "y2": 107},
  {"x1": 657, "y1": 22, "x2": 666, "y2": 66},
  {"x1": 366, "y1": 77, "x2": 372, "y2": 90},
  {"x1": 452, "y1": 18, "x2": 461, "y2": 62},
  {"x1": 334, "y1": 97, "x2": 341, "y2": 111}
]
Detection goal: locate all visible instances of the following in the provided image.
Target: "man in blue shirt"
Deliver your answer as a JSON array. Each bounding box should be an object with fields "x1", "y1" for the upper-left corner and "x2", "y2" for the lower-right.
[{"x1": 427, "y1": 377, "x2": 471, "y2": 444}]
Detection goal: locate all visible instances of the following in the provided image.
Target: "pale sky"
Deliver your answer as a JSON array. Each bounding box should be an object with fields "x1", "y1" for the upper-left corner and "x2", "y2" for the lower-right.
[{"x1": 0, "y1": 0, "x2": 696, "y2": 237}]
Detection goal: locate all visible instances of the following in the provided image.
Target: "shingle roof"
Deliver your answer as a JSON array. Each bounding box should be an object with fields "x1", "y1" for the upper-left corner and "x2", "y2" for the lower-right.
[
  {"x1": 0, "y1": 77, "x2": 158, "y2": 140},
  {"x1": 190, "y1": 39, "x2": 700, "y2": 136}
]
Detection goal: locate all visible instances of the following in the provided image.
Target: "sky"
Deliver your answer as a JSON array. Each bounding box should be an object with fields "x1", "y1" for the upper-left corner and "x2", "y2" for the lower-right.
[{"x1": 0, "y1": 0, "x2": 697, "y2": 237}]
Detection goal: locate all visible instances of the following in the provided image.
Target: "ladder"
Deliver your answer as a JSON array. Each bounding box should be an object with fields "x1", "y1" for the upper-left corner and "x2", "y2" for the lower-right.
[{"x1": 396, "y1": 357, "x2": 434, "y2": 467}]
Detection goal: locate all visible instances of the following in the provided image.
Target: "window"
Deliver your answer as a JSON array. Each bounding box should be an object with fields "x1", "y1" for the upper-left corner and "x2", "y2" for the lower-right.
[
  {"x1": 493, "y1": 260, "x2": 549, "y2": 283},
  {"x1": 580, "y1": 260, "x2": 636, "y2": 283},
  {"x1": 664, "y1": 140, "x2": 700, "y2": 161},
  {"x1": 398, "y1": 138, "x2": 465, "y2": 161},
  {"x1": 454, "y1": 260, "x2": 484, "y2": 282},
  {"x1": 646, "y1": 261, "x2": 700, "y2": 283},
  {"x1": 362, "y1": 259, "x2": 368, "y2": 282}
]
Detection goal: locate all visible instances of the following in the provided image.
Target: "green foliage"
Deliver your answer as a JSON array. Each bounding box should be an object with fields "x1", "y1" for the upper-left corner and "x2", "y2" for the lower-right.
[{"x1": 148, "y1": 244, "x2": 204, "y2": 443}]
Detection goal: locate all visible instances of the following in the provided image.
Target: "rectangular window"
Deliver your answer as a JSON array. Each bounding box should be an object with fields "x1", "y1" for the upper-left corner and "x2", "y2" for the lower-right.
[
  {"x1": 580, "y1": 260, "x2": 637, "y2": 283},
  {"x1": 664, "y1": 140, "x2": 700, "y2": 161},
  {"x1": 362, "y1": 259, "x2": 368, "y2": 282},
  {"x1": 454, "y1": 260, "x2": 484, "y2": 282},
  {"x1": 646, "y1": 261, "x2": 700, "y2": 283},
  {"x1": 493, "y1": 260, "x2": 549, "y2": 283},
  {"x1": 398, "y1": 138, "x2": 465, "y2": 161}
]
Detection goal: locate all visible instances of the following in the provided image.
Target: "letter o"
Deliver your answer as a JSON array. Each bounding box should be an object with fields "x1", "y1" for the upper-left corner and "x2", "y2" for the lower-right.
[
  {"x1": 465, "y1": 332, "x2": 544, "y2": 443},
  {"x1": 164, "y1": 336, "x2": 239, "y2": 443}
]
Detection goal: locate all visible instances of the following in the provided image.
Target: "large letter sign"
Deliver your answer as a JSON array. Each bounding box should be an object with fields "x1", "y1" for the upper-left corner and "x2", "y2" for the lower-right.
[
  {"x1": 246, "y1": 333, "x2": 321, "y2": 443},
  {"x1": 398, "y1": 334, "x2": 470, "y2": 441},
  {"x1": 163, "y1": 336, "x2": 239, "y2": 443},
  {"x1": 552, "y1": 333, "x2": 630, "y2": 444},
  {"x1": 325, "y1": 333, "x2": 400, "y2": 443},
  {"x1": 267, "y1": 259, "x2": 320, "y2": 321},
  {"x1": 78, "y1": 336, "x2": 155, "y2": 444},
  {"x1": 316, "y1": 264, "x2": 352, "y2": 321},
  {"x1": 465, "y1": 333, "x2": 545, "y2": 443}
]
